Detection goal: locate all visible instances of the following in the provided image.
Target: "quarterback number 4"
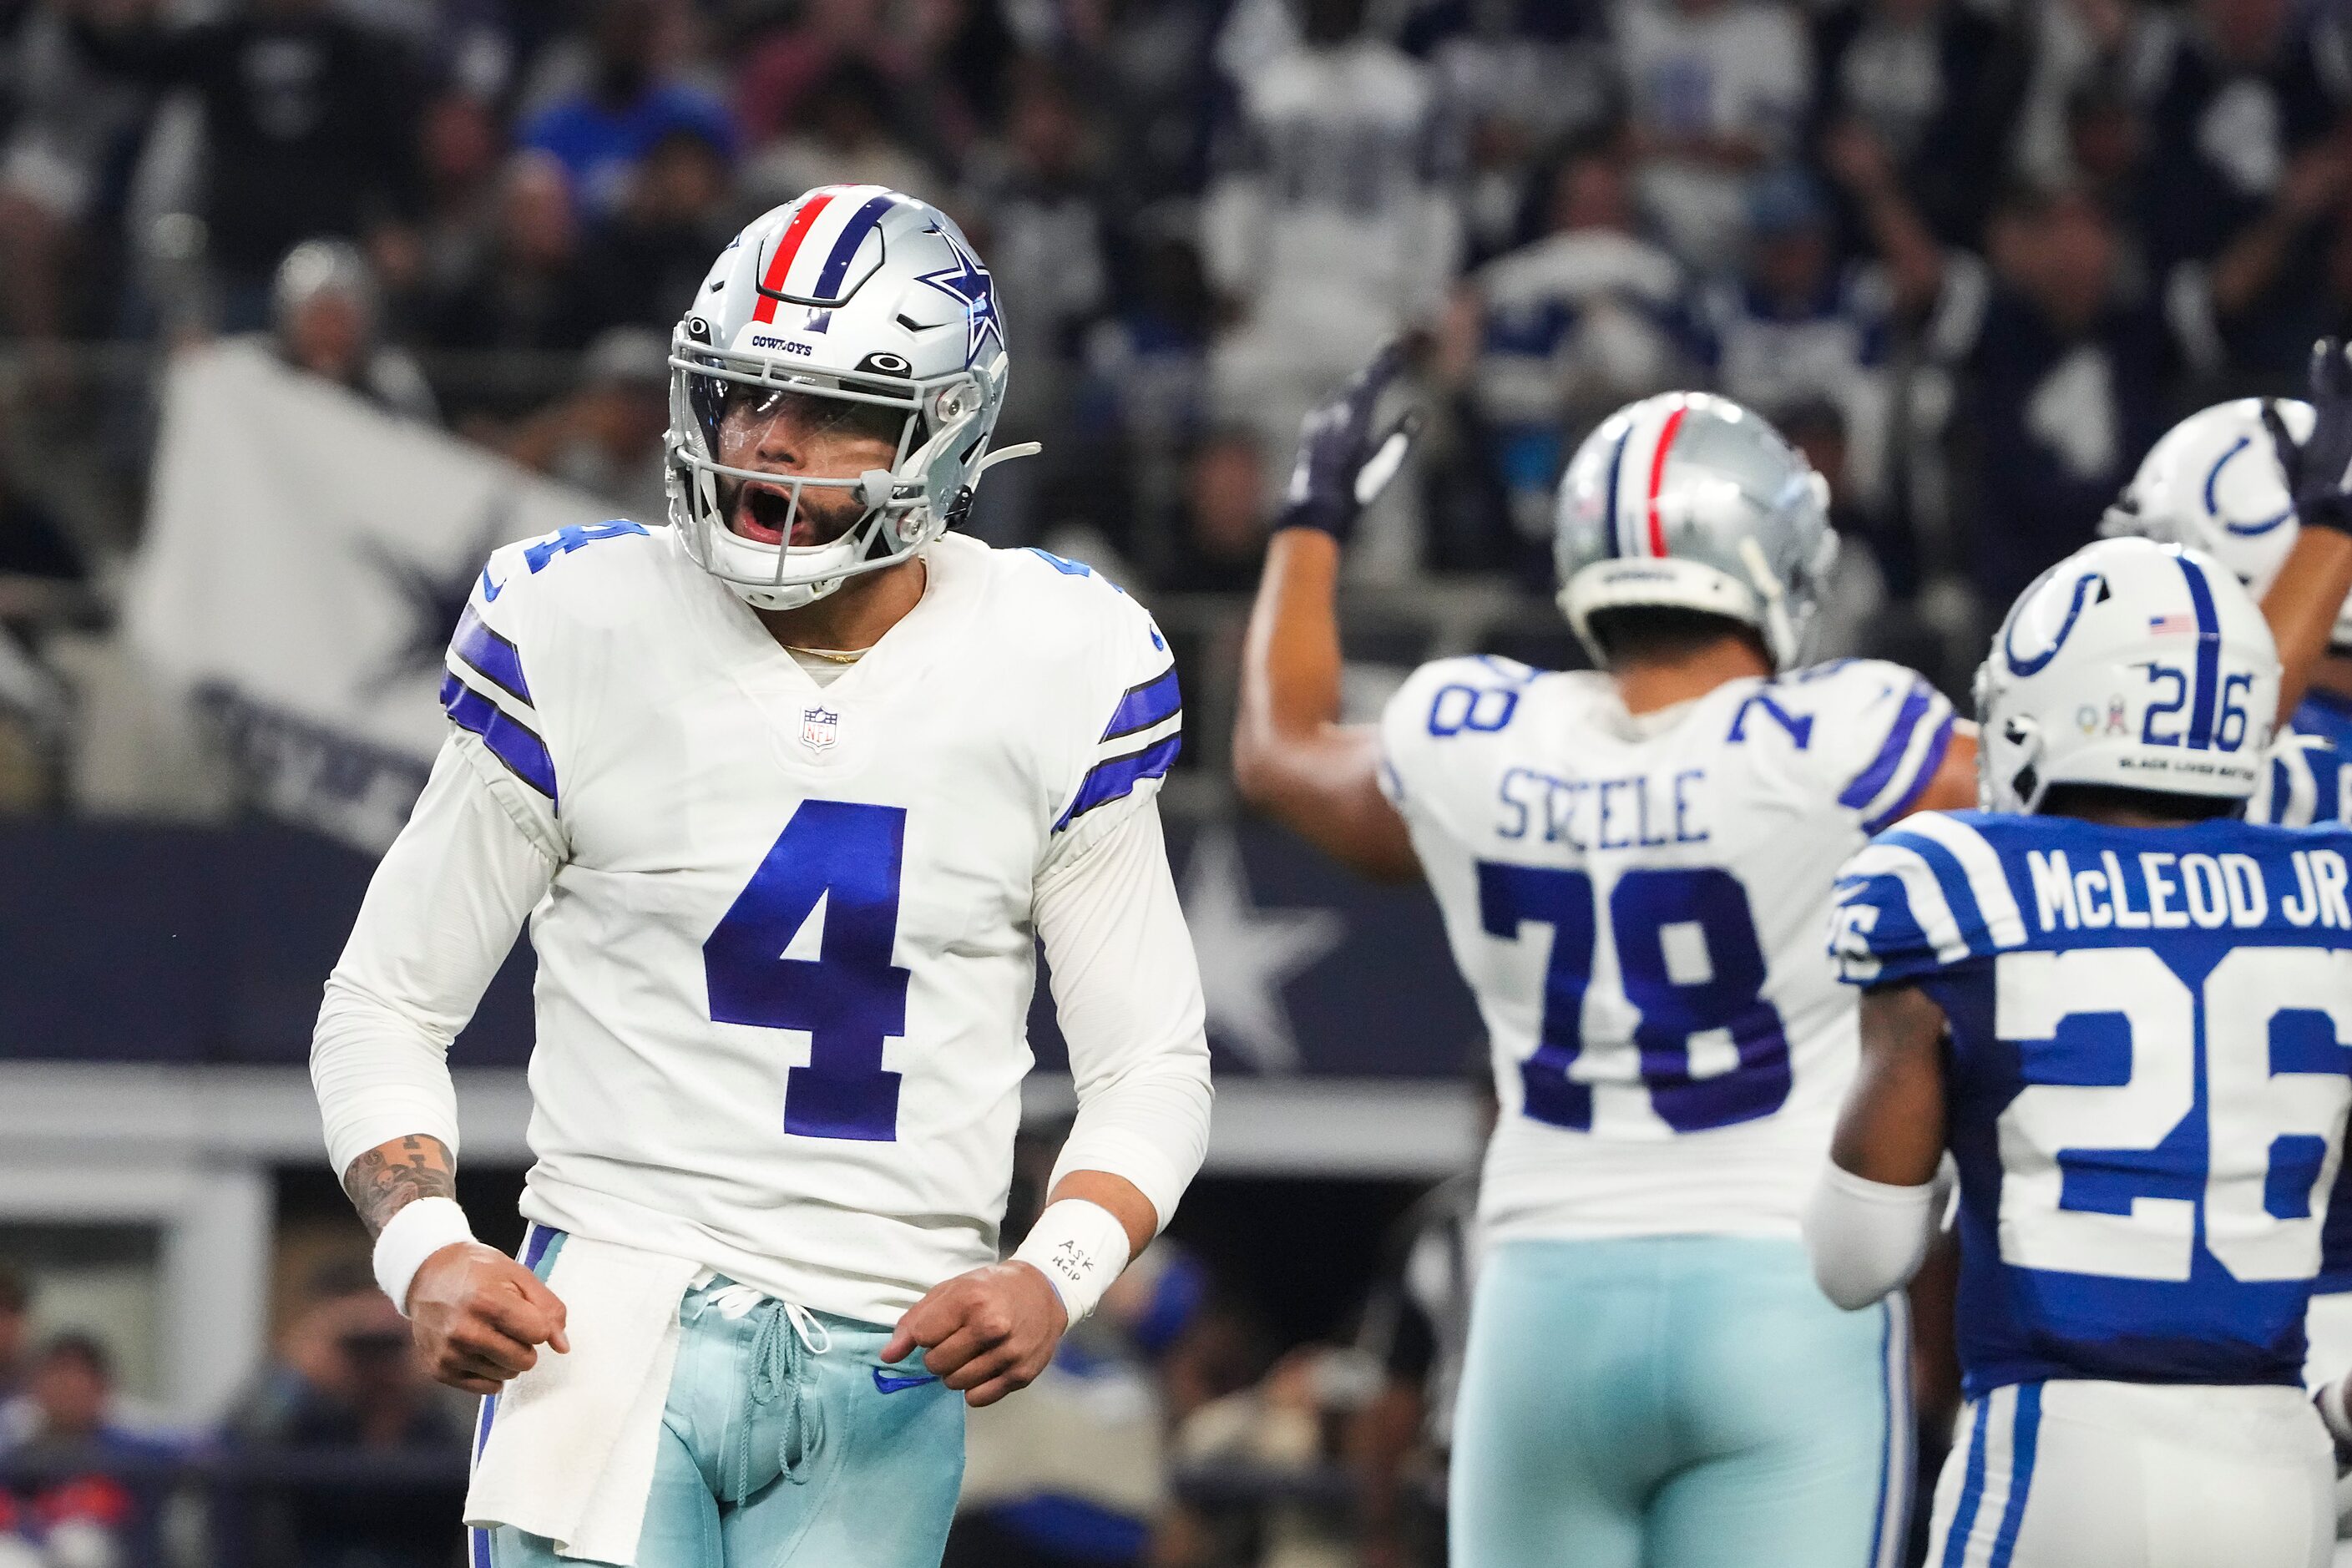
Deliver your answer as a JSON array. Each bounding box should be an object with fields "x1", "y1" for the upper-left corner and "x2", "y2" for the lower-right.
[
  {"x1": 1996, "y1": 946, "x2": 2352, "y2": 1282},
  {"x1": 706, "y1": 801, "x2": 912, "y2": 1141}
]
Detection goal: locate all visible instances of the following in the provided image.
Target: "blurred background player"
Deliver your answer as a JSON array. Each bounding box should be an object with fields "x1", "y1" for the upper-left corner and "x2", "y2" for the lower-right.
[
  {"x1": 307, "y1": 186, "x2": 1213, "y2": 1567},
  {"x1": 1233, "y1": 355, "x2": 1975, "y2": 1567},
  {"x1": 1810, "y1": 530, "x2": 2348, "y2": 1567}
]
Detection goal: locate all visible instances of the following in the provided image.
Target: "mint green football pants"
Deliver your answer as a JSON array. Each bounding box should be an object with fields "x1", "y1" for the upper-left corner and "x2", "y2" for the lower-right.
[
  {"x1": 1449, "y1": 1236, "x2": 1911, "y2": 1568},
  {"x1": 471, "y1": 1226, "x2": 967, "y2": 1568}
]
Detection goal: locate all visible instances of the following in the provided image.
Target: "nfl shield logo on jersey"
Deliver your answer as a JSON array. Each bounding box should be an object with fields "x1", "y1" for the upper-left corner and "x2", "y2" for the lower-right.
[{"x1": 801, "y1": 706, "x2": 839, "y2": 754}]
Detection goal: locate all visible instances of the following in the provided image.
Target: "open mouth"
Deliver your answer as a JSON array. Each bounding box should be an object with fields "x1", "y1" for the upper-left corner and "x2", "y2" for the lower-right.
[{"x1": 732, "y1": 482, "x2": 818, "y2": 547}]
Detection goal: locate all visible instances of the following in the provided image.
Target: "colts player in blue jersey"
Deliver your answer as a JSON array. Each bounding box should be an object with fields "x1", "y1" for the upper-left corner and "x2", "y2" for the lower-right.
[
  {"x1": 1807, "y1": 534, "x2": 2352, "y2": 1567},
  {"x1": 2104, "y1": 341, "x2": 2352, "y2": 1560}
]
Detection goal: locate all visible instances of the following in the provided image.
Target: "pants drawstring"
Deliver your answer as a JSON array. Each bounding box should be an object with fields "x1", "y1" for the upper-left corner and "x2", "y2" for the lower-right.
[{"x1": 736, "y1": 1293, "x2": 831, "y2": 1493}]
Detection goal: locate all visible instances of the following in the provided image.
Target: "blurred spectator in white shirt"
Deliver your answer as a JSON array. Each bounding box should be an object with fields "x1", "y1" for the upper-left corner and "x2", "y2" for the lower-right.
[
  {"x1": 271, "y1": 239, "x2": 439, "y2": 424},
  {"x1": 1614, "y1": 0, "x2": 1811, "y2": 270},
  {"x1": 1203, "y1": 0, "x2": 1462, "y2": 576},
  {"x1": 1398, "y1": 0, "x2": 1617, "y2": 263},
  {"x1": 1443, "y1": 137, "x2": 1693, "y2": 544},
  {"x1": 1696, "y1": 164, "x2": 1894, "y2": 518}
]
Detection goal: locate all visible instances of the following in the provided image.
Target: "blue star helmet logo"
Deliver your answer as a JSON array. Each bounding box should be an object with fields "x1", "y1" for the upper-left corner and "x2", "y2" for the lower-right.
[{"x1": 913, "y1": 226, "x2": 1005, "y2": 369}]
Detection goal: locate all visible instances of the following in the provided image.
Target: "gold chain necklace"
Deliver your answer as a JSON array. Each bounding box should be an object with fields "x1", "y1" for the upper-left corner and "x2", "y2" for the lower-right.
[{"x1": 782, "y1": 645, "x2": 866, "y2": 665}]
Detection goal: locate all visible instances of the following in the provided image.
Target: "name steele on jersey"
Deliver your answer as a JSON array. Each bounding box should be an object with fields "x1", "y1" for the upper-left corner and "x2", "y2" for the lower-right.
[{"x1": 1496, "y1": 766, "x2": 1712, "y2": 849}]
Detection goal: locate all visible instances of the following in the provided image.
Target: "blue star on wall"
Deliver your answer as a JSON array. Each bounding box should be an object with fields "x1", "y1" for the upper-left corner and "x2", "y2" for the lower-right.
[
  {"x1": 361, "y1": 491, "x2": 519, "y2": 699},
  {"x1": 913, "y1": 227, "x2": 1006, "y2": 368}
]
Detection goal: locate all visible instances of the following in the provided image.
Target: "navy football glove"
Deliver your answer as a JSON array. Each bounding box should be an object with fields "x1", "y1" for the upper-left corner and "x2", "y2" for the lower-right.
[
  {"x1": 2265, "y1": 337, "x2": 2352, "y2": 538},
  {"x1": 1277, "y1": 343, "x2": 1421, "y2": 542}
]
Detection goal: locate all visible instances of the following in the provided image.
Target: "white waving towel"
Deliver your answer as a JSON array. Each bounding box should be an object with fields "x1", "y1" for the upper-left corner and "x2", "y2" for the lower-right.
[{"x1": 463, "y1": 1235, "x2": 701, "y2": 1565}]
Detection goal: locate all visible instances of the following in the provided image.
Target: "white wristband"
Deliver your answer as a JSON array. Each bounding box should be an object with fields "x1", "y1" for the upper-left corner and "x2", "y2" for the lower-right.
[
  {"x1": 1012, "y1": 1199, "x2": 1131, "y2": 1324},
  {"x1": 373, "y1": 1197, "x2": 475, "y2": 1317}
]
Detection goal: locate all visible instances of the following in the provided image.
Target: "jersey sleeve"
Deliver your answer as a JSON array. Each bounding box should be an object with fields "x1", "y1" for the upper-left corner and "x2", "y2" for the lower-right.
[
  {"x1": 1780, "y1": 659, "x2": 1956, "y2": 832},
  {"x1": 1047, "y1": 579, "x2": 1182, "y2": 852},
  {"x1": 438, "y1": 538, "x2": 569, "y2": 851},
  {"x1": 2250, "y1": 730, "x2": 2351, "y2": 827},
  {"x1": 313, "y1": 735, "x2": 558, "y2": 1174},
  {"x1": 1828, "y1": 811, "x2": 2028, "y2": 987}
]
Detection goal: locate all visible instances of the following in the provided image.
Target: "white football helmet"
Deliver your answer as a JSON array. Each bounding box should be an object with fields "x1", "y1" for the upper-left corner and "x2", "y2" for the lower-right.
[
  {"x1": 666, "y1": 186, "x2": 1030, "y2": 610},
  {"x1": 1553, "y1": 392, "x2": 1838, "y2": 670},
  {"x1": 2100, "y1": 397, "x2": 2352, "y2": 648},
  {"x1": 1976, "y1": 537, "x2": 2279, "y2": 813}
]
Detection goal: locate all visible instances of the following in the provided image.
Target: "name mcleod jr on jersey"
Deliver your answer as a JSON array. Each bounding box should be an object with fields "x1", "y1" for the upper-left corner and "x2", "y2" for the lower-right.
[{"x1": 2018, "y1": 844, "x2": 2352, "y2": 931}]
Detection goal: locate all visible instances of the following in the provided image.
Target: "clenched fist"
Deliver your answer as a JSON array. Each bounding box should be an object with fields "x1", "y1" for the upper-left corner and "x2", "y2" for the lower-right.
[
  {"x1": 879, "y1": 1261, "x2": 1067, "y2": 1409},
  {"x1": 407, "y1": 1242, "x2": 570, "y2": 1396}
]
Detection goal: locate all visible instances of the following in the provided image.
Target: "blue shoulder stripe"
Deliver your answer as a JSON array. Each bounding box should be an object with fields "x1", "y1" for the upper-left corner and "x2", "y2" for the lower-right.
[
  {"x1": 1861, "y1": 712, "x2": 1955, "y2": 834},
  {"x1": 450, "y1": 605, "x2": 534, "y2": 707},
  {"x1": 442, "y1": 673, "x2": 558, "y2": 802},
  {"x1": 1101, "y1": 665, "x2": 1181, "y2": 741},
  {"x1": 1839, "y1": 680, "x2": 1935, "y2": 811},
  {"x1": 1055, "y1": 733, "x2": 1181, "y2": 831},
  {"x1": 1875, "y1": 826, "x2": 1994, "y2": 958}
]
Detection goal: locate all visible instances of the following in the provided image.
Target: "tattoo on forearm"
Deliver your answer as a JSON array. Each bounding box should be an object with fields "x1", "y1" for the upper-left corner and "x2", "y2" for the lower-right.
[{"x1": 341, "y1": 1135, "x2": 456, "y2": 1238}]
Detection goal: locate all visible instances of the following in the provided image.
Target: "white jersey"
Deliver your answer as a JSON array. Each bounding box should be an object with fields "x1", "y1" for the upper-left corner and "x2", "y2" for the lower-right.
[
  {"x1": 1378, "y1": 655, "x2": 1954, "y2": 1244},
  {"x1": 316, "y1": 522, "x2": 1211, "y2": 1324}
]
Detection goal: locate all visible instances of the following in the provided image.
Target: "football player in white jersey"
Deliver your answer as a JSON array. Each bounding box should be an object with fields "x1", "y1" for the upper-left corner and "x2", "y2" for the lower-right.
[
  {"x1": 1235, "y1": 353, "x2": 1977, "y2": 1567},
  {"x1": 308, "y1": 187, "x2": 1214, "y2": 1568}
]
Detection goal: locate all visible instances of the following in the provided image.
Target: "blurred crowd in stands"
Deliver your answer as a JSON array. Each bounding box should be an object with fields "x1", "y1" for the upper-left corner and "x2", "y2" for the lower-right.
[
  {"x1": 6, "y1": 0, "x2": 2352, "y2": 1555},
  {"x1": 0, "y1": 1123, "x2": 1485, "y2": 1568},
  {"x1": 1, "y1": 0, "x2": 2350, "y2": 740}
]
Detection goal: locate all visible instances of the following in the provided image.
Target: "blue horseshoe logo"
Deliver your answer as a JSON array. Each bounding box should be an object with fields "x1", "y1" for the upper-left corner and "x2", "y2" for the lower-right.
[
  {"x1": 2004, "y1": 571, "x2": 2104, "y2": 676},
  {"x1": 2203, "y1": 434, "x2": 2294, "y2": 536}
]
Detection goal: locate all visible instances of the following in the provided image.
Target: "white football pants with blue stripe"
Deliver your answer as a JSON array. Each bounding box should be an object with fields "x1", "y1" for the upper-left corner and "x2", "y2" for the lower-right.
[
  {"x1": 1926, "y1": 1380, "x2": 2331, "y2": 1568},
  {"x1": 1450, "y1": 1237, "x2": 1911, "y2": 1568},
  {"x1": 470, "y1": 1227, "x2": 966, "y2": 1568}
]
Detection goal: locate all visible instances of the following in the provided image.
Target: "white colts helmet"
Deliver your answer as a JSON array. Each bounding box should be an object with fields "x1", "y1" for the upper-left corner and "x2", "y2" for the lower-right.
[
  {"x1": 1976, "y1": 536, "x2": 2279, "y2": 813},
  {"x1": 2101, "y1": 397, "x2": 2352, "y2": 647},
  {"x1": 667, "y1": 186, "x2": 1026, "y2": 610},
  {"x1": 1553, "y1": 391, "x2": 1838, "y2": 670}
]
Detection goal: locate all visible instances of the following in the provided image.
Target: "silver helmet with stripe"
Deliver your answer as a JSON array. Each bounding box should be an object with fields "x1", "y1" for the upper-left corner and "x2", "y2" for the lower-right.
[
  {"x1": 666, "y1": 185, "x2": 1028, "y2": 611},
  {"x1": 1975, "y1": 536, "x2": 2277, "y2": 812},
  {"x1": 1553, "y1": 392, "x2": 1836, "y2": 670}
]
